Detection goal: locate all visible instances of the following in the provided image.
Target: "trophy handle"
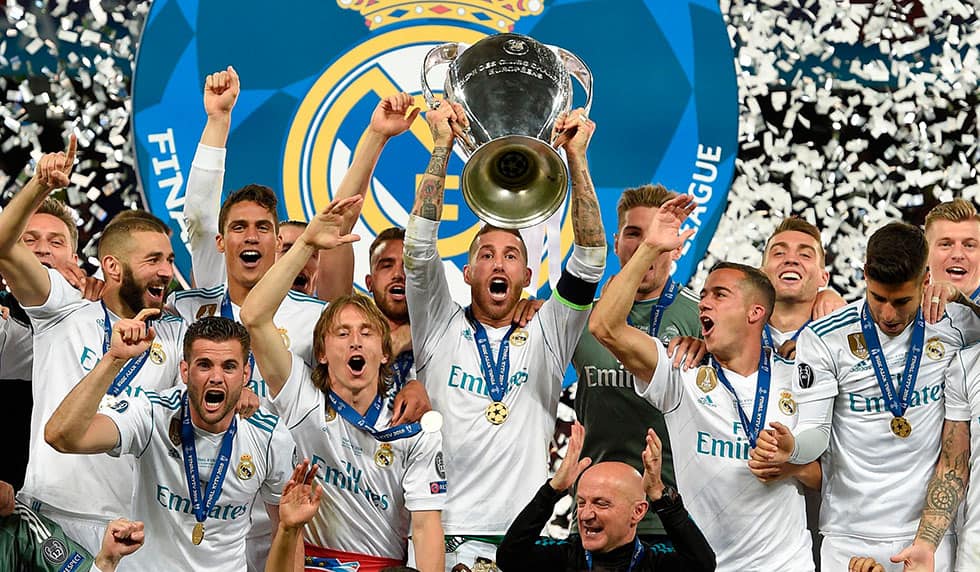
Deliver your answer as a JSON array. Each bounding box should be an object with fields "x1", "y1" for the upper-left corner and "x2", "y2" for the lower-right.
[
  {"x1": 421, "y1": 42, "x2": 464, "y2": 109},
  {"x1": 555, "y1": 48, "x2": 594, "y2": 115}
]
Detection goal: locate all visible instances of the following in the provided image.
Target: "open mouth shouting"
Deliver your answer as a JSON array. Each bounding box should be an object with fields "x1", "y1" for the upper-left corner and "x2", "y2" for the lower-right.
[
  {"x1": 489, "y1": 277, "x2": 510, "y2": 301},
  {"x1": 347, "y1": 355, "x2": 367, "y2": 376},
  {"x1": 203, "y1": 387, "x2": 227, "y2": 413},
  {"x1": 146, "y1": 282, "x2": 168, "y2": 305},
  {"x1": 700, "y1": 315, "x2": 715, "y2": 337},
  {"x1": 388, "y1": 283, "x2": 406, "y2": 302},
  {"x1": 239, "y1": 250, "x2": 262, "y2": 269}
]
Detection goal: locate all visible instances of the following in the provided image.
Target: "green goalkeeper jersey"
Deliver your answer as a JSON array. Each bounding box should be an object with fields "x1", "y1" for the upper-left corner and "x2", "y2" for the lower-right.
[{"x1": 0, "y1": 501, "x2": 95, "y2": 572}]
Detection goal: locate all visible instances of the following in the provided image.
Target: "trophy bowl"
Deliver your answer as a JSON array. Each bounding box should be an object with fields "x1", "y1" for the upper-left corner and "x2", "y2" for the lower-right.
[{"x1": 421, "y1": 33, "x2": 593, "y2": 229}]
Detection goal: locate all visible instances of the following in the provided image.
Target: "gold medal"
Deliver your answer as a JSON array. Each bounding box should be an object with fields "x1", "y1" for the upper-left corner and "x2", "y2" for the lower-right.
[
  {"x1": 695, "y1": 366, "x2": 717, "y2": 393},
  {"x1": 324, "y1": 405, "x2": 337, "y2": 422},
  {"x1": 374, "y1": 443, "x2": 394, "y2": 468},
  {"x1": 192, "y1": 522, "x2": 205, "y2": 545},
  {"x1": 509, "y1": 328, "x2": 529, "y2": 347},
  {"x1": 890, "y1": 416, "x2": 912, "y2": 438},
  {"x1": 485, "y1": 401, "x2": 509, "y2": 425},
  {"x1": 925, "y1": 337, "x2": 945, "y2": 360},
  {"x1": 778, "y1": 391, "x2": 797, "y2": 415}
]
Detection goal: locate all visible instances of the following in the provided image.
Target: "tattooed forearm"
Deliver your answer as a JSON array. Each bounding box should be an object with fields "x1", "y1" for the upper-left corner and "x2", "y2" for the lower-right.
[
  {"x1": 425, "y1": 147, "x2": 450, "y2": 177},
  {"x1": 412, "y1": 147, "x2": 450, "y2": 220},
  {"x1": 915, "y1": 421, "x2": 970, "y2": 547},
  {"x1": 569, "y1": 167, "x2": 605, "y2": 247}
]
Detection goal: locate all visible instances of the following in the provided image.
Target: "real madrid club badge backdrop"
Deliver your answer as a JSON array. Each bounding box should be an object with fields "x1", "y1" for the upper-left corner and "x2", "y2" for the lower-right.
[{"x1": 133, "y1": 0, "x2": 738, "y2": 293}]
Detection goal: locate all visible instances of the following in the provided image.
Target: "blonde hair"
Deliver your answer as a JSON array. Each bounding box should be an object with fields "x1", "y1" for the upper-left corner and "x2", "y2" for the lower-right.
[
  {"x1": 925, "y1": 199, "x2": 980, "y2": 232},
  {"x1": 311, "y1": 294, "x2": 393, "y2": 395},
  {"x1": 616, "y1": 184, "x2": 676, "y2": 230}
]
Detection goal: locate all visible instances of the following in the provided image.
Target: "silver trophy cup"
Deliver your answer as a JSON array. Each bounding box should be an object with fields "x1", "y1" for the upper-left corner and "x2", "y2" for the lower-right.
[{"x1": 421, "y1": 33, "x2": 593, "y2": 229}]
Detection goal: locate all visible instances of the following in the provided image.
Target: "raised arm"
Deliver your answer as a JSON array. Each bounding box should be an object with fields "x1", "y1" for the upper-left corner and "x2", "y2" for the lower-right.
[
  {"x1": 240, "y1": 196, "x2": 362, "y2": 396},
  {"x1": 557, "y1": 109, "x2": 604, "y2": 248},
  {"x1": 410, "y1": 99, "x2": 467, "y2": 221},
  {"x1": 590, "y1": 195, "x2": 696, "y2": 382},
  {"x1": 265, "y1": 460, "x2": 321, "y2": 572},
  {"x1": 316, "y1": 93, "x2": 419, "y2": 301},
  {"x1": 44, "y1": 309, "x2": 158, "y2": 454},
  {"x1": 0, "y1": 137, "x2": 77, "y2": 306},
  {"x1": 185, "y1": 66, "x2": 239, "y2": 288}
]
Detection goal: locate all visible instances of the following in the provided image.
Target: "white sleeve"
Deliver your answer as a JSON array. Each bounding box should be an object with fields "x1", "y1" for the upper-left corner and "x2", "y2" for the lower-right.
[
  {"x1": 184, "y1": 143, "x2": 227, "y2": 289},
  {"x1": 944, "y1": 349, "x2": 973, "y2": 422},
  {"x1": 259, "y1": 422, "x2": 297, "y2": 506},
  {"x1": 404, "y1": 215, "x2": 462, "y2": 378},
  {"x1": 633, "y1": 340, "x2": 684, "y2": 413},
  {"x1": 793, "y1": 326, "x2": 840, "y2": 403},
  {"x1": 104, "y1": 395, "x2": 155, "y2": 458},
  {"x1": 21, "y1": 268, "x2": 85, "y2": 334},
  {"x1": 0, "y1": 313, "x2": 32, "y2": 379},
  {"x1": 267, "y1": 355, "x2": 321, "y2": 429},
  {"x1": 402, "y1": 431, "x2": 447, "y2": 512}
]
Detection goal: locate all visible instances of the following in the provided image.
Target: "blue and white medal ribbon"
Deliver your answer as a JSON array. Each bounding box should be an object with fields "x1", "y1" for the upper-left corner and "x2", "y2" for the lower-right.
[
  {"x1": 326, "y1": 391, "x2": 423, "y2": 442},
  {"x1": 629, "y1": 278, "x2": 678, "y2": 337},
  {"x1": 465, "y1": 306, "x2": 517, "y2": 425},
  {"x1": 100, "y1": 302, "x2": 152, "y2": 399},
  {"x1": 763, "y1": 319, "x2": 811, "y2": 349},
  {"x1": 860, "y1": 304, "x2": 924, "y2": 438},
  {"x1": 179, "y1": 391, "x2": 237, "y2": 545},
  {"x1": 712, "y1": 342, "x2": 771, "y2": 448}
]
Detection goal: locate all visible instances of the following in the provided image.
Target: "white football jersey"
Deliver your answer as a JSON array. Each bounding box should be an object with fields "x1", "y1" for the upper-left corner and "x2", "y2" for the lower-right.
[
  {"x1": 21, "y1": 268, "x2": 185, "y2": 518},
  {"x1": 941, "y1": 343, "x2": 980, "y2": 572},
  {"x1": 269, "y1": 357, "x2": 445, "y2": 558},
  {"x1": 404, "y1": 216, "x2": 595, "y2": 535},
  {"x1": 184, "y1": 142, "x2": 228, "y2": 290},
  {"x1": 168, "y1": 284, "x2": 325, "y2": 406},
  {"x1": 0, "y1": 308, "x2": 32, "y2": 380},
  {"x1": 103, "y1": 387, "x2": 294, "y2": 571},
  {"x1": 794, "y1": 299, "x2": 980, "y2": 540},
  {"x1": 637, "y1": 341, "x2": 813, "y2": 572}
]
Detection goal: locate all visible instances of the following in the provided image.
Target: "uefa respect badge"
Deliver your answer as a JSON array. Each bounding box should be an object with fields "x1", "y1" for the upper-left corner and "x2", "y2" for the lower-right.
[{"x1": 133, "y1": 0, "x2": 737, "y2": 292}]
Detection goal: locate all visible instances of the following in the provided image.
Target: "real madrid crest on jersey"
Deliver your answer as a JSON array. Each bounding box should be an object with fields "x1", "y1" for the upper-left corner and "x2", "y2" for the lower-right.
[
  {"x1": 237, "y1": 454, "x2": 255, "y2": 480},
  {"x1": 149, "y1": 342, "x2": 166, "y2": 365},
  {"x1": 848, "y1": 333, "x2": 869, "y2": 360},
  {"x1": 778, "y1": 391, "x2": 797, "y2": 415},
  {"x1": 925, "y1": 337, "x2": 945, "y2": 360},
  {"x1": 509, "y1": 328, "x2": 529, "y2": 347},
  {"x1": 278, "y1": 327, "x2": 291, "y2": 349},
  {"x1": 696, "y1": 366, "x2": 717, "y2": 393},
  {"x1": 374, "y1": 443, "x2": 394, "y2": 468},
  {"x1": 132, "y1": 0, "x2": 737, "y2": 291}
]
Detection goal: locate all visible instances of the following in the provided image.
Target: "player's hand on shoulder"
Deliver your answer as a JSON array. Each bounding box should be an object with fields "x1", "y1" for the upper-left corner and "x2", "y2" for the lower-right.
[
  {"x1": 810, "y1": 289, "x2": 846, "y2": 320},
  {"x1": 922, "y1": 280, "x2": 958, "y2": 324},
  {"x1": 511, "y1": 297, "x2": 544, "y2": 328},
  {"x1": 235, "y1": 386, "x2": 259, "y2": 419},
  {"x1": 390, "y1": 379, "x2": 431, "y2": 426},
  {"x1": 666, "y1": 336, "x2": 705, "y2": 370}
]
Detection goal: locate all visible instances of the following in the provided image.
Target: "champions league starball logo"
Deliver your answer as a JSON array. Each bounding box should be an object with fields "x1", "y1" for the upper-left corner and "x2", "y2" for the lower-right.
[{"x1": 133, "y1": 0, "x2": 737, "y2": 293}]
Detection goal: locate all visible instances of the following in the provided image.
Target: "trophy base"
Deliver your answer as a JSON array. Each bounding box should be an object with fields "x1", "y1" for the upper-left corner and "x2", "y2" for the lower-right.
[{"x1": 461, "y1": 135, "x2": 568, "y2": 230}]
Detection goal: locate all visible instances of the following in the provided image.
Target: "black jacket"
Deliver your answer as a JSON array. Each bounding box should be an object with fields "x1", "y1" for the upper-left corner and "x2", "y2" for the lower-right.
[{"x1": 496, "y1": 483, "x2": 715, "y2": 572}]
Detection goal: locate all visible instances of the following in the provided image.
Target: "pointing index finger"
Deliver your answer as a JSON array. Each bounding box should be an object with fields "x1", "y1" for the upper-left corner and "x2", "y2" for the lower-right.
[
  {"x1": 134, "y1": 308, "x2": 161, "y2": 323},
  {"x1": 65, "y1": 134, "x2": 77, "y2": 171}
]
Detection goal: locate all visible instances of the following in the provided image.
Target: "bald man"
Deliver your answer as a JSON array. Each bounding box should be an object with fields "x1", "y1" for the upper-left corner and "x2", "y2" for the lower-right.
[{"x1": 496, "y1": 423, "x2": 714, "y2": 571}]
